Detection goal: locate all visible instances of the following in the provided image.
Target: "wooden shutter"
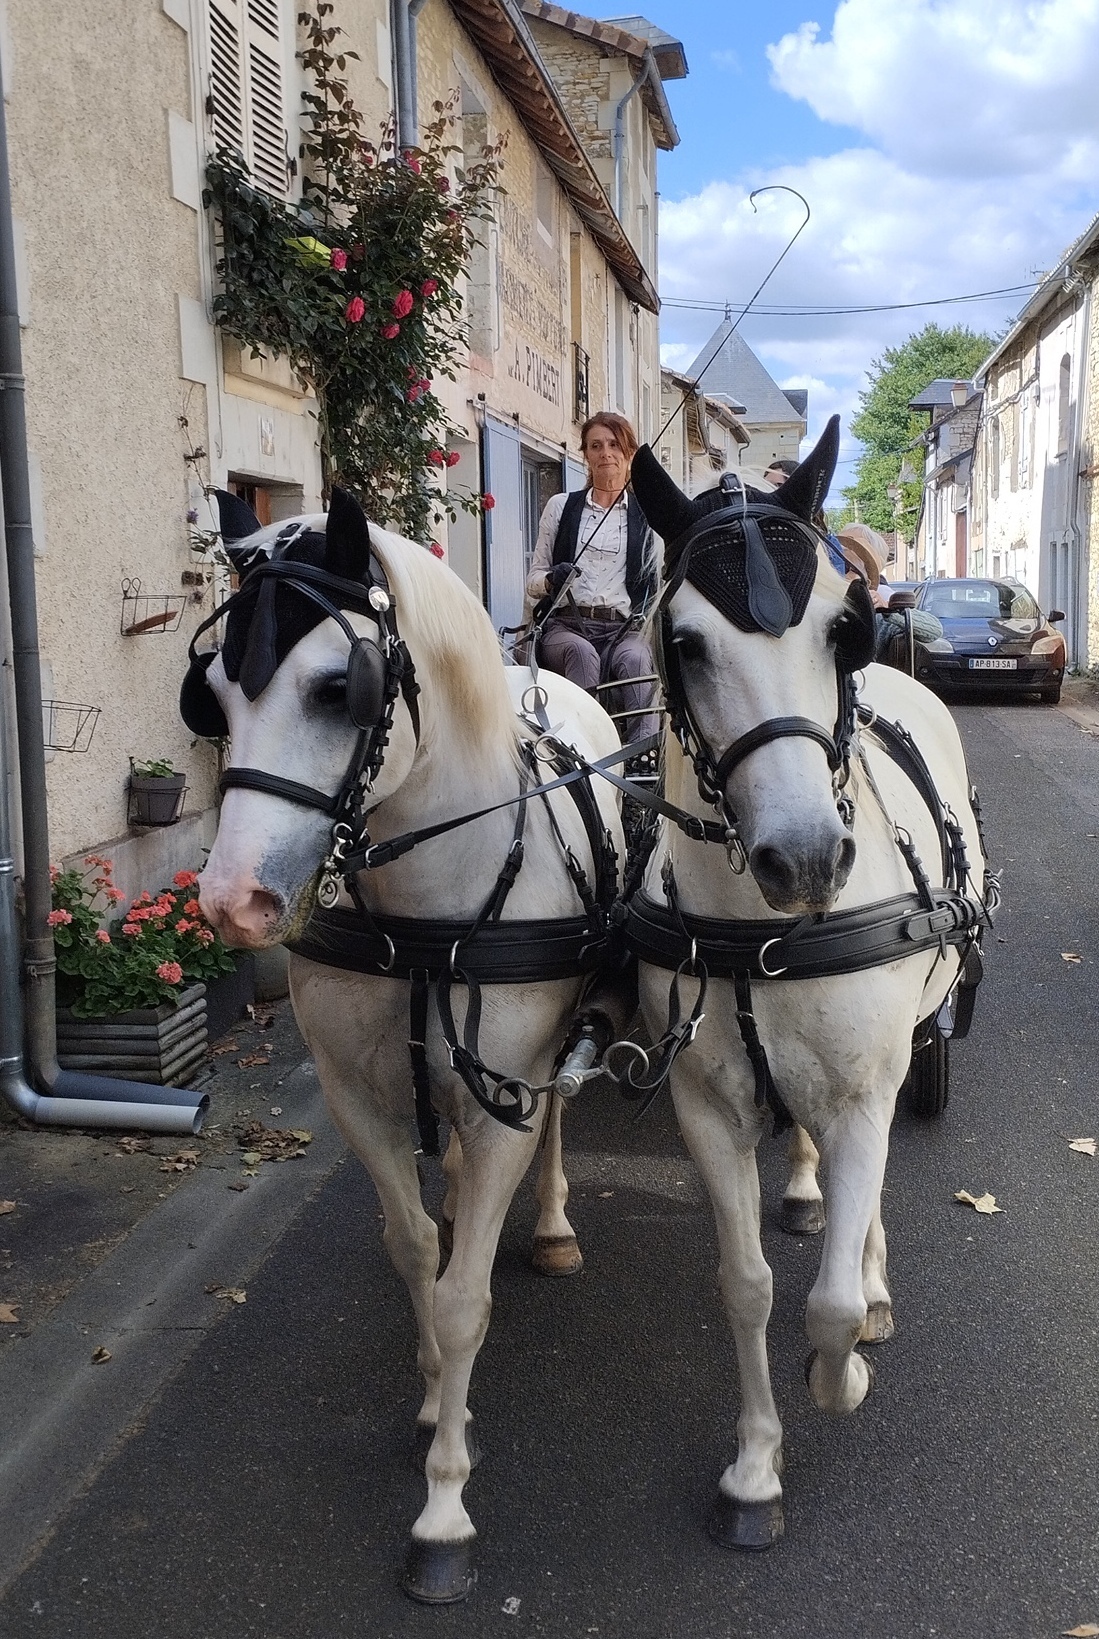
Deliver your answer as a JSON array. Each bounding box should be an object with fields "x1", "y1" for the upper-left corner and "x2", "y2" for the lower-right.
[{"x1": 208, "y1": 0, "x2": 288, "y2": 198}]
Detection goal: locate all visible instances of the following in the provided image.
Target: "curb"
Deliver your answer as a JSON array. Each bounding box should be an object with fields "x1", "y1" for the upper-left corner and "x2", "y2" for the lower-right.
[{"x1": 0, "y1": 1057, "x2": 346, "y2": 1596}]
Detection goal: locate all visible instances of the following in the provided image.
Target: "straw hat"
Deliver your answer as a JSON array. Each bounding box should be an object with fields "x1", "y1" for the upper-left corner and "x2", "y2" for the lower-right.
[{"x1": 835, "y1": 523, "x2": 889, "y2": 589}]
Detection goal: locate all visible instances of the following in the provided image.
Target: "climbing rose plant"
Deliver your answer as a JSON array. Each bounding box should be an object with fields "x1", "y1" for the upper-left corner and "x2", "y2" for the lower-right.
[{"x1": 202, "y1": 4, "x2": 503, "y2": 541}]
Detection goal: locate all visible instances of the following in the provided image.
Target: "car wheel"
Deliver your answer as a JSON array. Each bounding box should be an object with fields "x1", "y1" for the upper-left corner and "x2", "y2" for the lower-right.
[{"x1": 1040, "y1": 682, "x2": 1062, "y2": 704}]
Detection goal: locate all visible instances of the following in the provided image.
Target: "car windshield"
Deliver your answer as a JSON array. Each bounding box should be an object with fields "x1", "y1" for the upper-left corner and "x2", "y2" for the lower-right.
[{"x1": 922, "y1": 580, "x2": 1040, "y2": 621}]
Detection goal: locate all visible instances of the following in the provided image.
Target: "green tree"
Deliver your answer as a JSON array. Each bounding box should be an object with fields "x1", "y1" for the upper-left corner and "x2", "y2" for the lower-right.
[{"x1": 840, "y1": 322, "x2": 996, "y2": 537}]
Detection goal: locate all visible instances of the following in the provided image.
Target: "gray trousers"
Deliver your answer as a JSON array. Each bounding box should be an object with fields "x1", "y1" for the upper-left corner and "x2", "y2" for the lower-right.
[{"x1": 539, "y1": 614, "x2": 659, "y2": 744}]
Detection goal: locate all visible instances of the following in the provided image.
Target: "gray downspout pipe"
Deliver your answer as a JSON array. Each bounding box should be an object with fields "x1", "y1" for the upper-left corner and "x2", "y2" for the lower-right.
[
  {"x1": 614, "y1": 47, "x2": 658, "y2": 225},
  {"x1": 0, "y1": 48, "x2": 207, "y2": 1134},
  {"x1": 393, "y1": 0, "x2": 430, "y2": 153}
]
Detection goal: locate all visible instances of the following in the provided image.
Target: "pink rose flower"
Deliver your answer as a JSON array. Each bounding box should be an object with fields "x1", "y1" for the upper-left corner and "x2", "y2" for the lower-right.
[
  {"x1": 482, "y1": 493, "x2": 496, "y2": 511},
  {"x1": 381, "y1": 322, "x2": 400, "y2": 339},
  {"x1": 421, "y1": 278, "x2": 439, "y2": 297},
  {"x1": 330, "y1": 247, "x2": 348, "y2": 271},
  {"x1": 345, "y1": 296, "x2": 366, "y2": 324},
  {"x1": 407, "y1": 386, "x2": 423, "y2": 403},
  {"x1": 156, "y1": 961, "x2": 183, "y2": 985},
  {"x1": 429, "y1": 542, "x2": 445, "y2": 559},
  {"x1": 435, "y1": 178, "x2": 450, "y2": 194},
  {"x1": 351, "y1": 243, "x2": 365, "y2": 261},
  {"x1": 427, "y1": 449, "x2": 446, "y2": 467},
  {"x1": 96, "y1": 930, "x2": 111, "y2": 945},
  {"x1": 403, "y1": 153, "x2": 422, "y2": 174},
  {"x1": 392, "y1": 289, "x2": 414, "y2": 319},
  {"x1": 445, "y1": 450, "x2": 460, "y2": 468},
  {"x1": 47, "y1": 908, "x2": 72, "y2": 926}
]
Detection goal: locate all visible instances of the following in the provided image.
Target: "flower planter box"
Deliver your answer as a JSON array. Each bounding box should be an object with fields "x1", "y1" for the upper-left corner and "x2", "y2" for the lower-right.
[
  {"x1": 56, "y1": 982, "x2": 207, "y2": 1086},
  {"x1": 128, "y1": 772, "x2": 186, "y2": 827},
  {"x1": 204, "y1": 952, "x2": 256, "y2": 1042}
]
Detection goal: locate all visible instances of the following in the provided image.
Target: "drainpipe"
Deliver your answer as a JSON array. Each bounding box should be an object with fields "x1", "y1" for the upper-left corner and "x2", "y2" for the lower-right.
[
  {"x1": 614, "y1": 47, "x2": 669, "y2": 226},
  {"x1": 393, "y1": 0, "x2": 430, "y2": 153},
  {"x1": 0, "y1": 50, "x2": 207, "y2": 1134}
]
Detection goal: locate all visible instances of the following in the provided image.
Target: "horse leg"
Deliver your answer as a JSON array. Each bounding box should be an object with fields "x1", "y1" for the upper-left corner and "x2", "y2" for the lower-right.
[
  {"x1": 404, "y1": 1123, "x2": 539, "y2": 1604},
  {"x1": 532, "y1": 1093, "x2": 583, "y2": 1276},
  {"x1": 438, "y1": 1128, "x2": 462, "y2": 1260},
  {"x1": 804, "y1": 1100, "x2": 891, "y2": 1413},
  {"x1": 859, "y1": 1204, "x2": 894, "y2": 1343},
  {"x1": 781, "y1": 1124, "x2": 825, "y2": 1236},
  {"x1": 673, "y1": 1082, "x2": 785, "y2": 1551}
]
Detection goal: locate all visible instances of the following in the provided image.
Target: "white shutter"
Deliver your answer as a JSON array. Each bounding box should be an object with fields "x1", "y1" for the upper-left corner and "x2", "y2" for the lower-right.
[{"x1": 207, "y1": 0, "x2": 289, "y2": 198}]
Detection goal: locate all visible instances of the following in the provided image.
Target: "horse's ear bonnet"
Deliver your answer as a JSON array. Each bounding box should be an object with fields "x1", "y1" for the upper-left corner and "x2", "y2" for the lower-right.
[
  {"x1": 631, "y1": 415, "x2": 841, "y2": 640},
  {"x1": 180, "y1": 486, "x2": 390, "y2": 738}
]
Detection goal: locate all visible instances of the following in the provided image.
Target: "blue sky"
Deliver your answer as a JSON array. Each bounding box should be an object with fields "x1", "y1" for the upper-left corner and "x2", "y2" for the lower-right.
[{"x1": 588, "y1": 1, "x2": 1099, "y2": 494}]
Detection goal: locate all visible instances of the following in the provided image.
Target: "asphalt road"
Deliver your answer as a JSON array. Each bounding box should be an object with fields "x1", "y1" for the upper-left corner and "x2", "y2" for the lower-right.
[{"x1": 4, "y1": 696, "x2": 1099, "y2": 1639}]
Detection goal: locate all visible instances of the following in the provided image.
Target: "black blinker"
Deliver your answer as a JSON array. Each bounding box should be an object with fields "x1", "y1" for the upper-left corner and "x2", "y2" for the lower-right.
[
  {"x1": 180, "y1": 650, "x2": 228, "y2": 739},
  {"x1": 833, "y1": 576, "x2": 877, "y2": 673},
  {"x1": 346, "y1": 638, "x2": 388, "y2": 729}
]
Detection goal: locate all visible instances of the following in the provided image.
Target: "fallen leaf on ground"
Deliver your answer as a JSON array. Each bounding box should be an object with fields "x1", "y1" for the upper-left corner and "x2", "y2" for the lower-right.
[
  {"x1": 1062, "y1": 952, "x2": 1083, "y2": 963},
  {"x1": 119, "y1": 1185, "x2": 136, "y2": 1195},
  {"x1": 237, "y1": 1053, "x2": 270, "y2": 1068},
  {"x1": 91, "y1": 1346, "x2": 112, "y2": 1364},
  {"x1": 502, "y1": 1596, "x2": 522, "y2": 1616},
  {"x1": 0, "y1": 1201, "x2": 15, "y2": 1216},
  {"x1": 246, "y1": 1004, "x2": 275, "y2": 1028},
  {"x1": 1069, "y1": 1138, "x2": 1098, "y2": 1156},
  {"x1": 954, "y1": 1190, "x2": 1004, "y2": 1214},
  {"x1": 0, "y1": 1302, "x2": 19, "y2": 1323},
  {"x1": 159, "y1": 1149, "x2": 200, "y2": 1173},
  {"x1": 1062, "y1": 1626, "x2": 1099, "y2": 1636},
  {"x1": 598, "y1": 1191, "x2": 613, "y2": 1199},
  {"x1": 237, "y1": 1122, "x2": 312, "y2": 1163},
  {"x1": 205, "y1": 1285, "x2": 246, "y2": 1303},
  {"x1": 210, "y1": 1040, "x2": 239, "y2": 1056},
  {"x1": 270, "y1": 1106, "x2": 283, "y2": 1117},
  {"x1": 228, "y1": 1181, "x2": 249, "y2": 1192},
  {"x1": 116, "y1": 1136, "x2": 151, "y2": 1154}
]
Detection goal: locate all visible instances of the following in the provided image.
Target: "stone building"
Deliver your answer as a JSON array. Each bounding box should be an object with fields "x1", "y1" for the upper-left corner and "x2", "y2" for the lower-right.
[
  {"x1": 1, "y1": 0, "x2": 685, "y2": 890},
  {"x1": 681, "y1": 316, "x2": 806, "y2": 473},
  {"x1": 909, "y1": 378, "x2": 982, "y2": 581},
  {"x1": 966, "y1": 213, "x2": 1099, "y2": 666},
  {"x1": 657, "y1": 368, "x2": 750, "y2": 495}
]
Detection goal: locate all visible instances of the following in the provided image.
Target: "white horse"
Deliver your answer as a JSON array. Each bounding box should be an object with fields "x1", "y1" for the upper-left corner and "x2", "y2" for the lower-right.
[
  {"x1": 625, "y1": 423, "x2": 992, "y2": 1550},
  {"x1": 184, "y1": 487, "x2": 626, "y2": 1602}
]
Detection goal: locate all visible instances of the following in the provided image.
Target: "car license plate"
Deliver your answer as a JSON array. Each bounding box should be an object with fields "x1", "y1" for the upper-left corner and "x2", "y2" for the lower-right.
[{"x1": 969, "y1": 658, "x2": 1017, "y2": 670}]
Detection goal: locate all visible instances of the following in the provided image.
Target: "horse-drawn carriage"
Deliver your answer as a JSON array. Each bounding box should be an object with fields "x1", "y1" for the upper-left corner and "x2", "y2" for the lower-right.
[{"x1": 181, "y1": 418, "x2": 996, "y2": 1601}]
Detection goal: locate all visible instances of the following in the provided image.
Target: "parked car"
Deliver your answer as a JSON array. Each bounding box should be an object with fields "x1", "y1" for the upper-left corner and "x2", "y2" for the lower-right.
[{"x1": 912, "y1": 577, "x2": 1066, "y2": 703}]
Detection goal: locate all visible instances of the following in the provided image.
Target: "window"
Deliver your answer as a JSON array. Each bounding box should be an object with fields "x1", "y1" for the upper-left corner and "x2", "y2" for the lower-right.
[
  {"x1": 208, "y1": 0, "x2": 289, "y2": 197},
  {"x1": 990, "y1": 417, "x2": 1000, "y2": 500},
  {"x1": 1057, "y1": 352, "x2": 1072, "y2": 456},
  {"x1": 535, "y1": 156, "x2": 556, "y2": 247}
]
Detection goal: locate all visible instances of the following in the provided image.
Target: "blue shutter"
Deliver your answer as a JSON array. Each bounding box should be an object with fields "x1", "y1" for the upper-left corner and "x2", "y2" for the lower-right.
[{"x1": 482, "y1": 417, "x2": 524, "y2": 635}]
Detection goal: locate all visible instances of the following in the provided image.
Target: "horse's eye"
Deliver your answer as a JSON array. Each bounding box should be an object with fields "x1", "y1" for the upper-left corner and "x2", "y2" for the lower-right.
[
  {"x1": 312, "y1": 676, "x2": 348, "y2": 711},
  {"x1": 671, "y1": 630, "x2": 707, "y2": 665}
]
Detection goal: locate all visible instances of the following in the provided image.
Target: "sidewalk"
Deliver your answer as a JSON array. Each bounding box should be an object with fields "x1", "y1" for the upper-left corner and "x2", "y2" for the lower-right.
[
  {"x1": 1059, "y1": 672, "x2": 1099, "y2": 736},
  {"x1": 0, "y1": 995, "x2": 347, "y2": 1595}
]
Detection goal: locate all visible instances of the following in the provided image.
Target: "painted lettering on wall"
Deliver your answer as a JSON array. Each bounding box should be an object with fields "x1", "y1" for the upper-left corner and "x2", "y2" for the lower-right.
[{"x1": 507, "y1": 344, "x2": 561, "y2": 407}]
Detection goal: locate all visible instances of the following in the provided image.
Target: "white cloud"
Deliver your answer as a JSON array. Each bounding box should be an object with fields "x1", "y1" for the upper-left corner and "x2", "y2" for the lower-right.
[{"x1": 767, "y1": 0, "x2": 1099, "y2": 179}]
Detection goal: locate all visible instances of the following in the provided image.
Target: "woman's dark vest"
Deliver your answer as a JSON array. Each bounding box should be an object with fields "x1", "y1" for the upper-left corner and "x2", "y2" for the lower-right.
[{"x1": 551, "y1": 489, "x2": 656, "y2": 614}]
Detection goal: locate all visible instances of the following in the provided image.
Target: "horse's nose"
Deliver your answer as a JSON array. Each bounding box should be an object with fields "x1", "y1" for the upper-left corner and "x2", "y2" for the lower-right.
[
  {"x1": 199, "y1": 882, "x2": 285, "y2": 948},
  {"x1": 750, "y1": 829, "x2": 856, "y2": 914}
]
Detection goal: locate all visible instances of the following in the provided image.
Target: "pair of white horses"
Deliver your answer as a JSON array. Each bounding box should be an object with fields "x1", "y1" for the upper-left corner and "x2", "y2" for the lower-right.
[{"x1": 194, "y1": 428, "x2": 985, "y2": 1602}]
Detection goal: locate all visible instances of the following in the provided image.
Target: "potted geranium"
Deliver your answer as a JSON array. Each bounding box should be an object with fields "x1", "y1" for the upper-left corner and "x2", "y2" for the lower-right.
[
  {"x1": 128, "y1": 758, "x2": 187, "y2": 827},
  {"x1": 48, "y1": 858, "x2": 240, "y2": 1084}
]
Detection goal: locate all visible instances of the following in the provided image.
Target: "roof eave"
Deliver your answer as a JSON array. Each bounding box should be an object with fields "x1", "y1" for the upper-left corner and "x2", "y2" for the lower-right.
[
  {"x1": 448, "y1": 0, "x2": 659, "y2": 312},
  {"x1": 977, "y1": 213, "x2": 1099, "y2": 382}
]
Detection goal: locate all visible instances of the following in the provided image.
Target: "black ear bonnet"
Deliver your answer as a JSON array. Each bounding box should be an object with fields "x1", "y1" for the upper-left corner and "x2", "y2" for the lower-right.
[{"x1": 180, "y1": 490, "x2": 413, "y2": 742}]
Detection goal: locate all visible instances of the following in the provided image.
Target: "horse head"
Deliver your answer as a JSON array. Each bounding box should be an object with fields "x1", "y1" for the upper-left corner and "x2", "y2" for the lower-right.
[
  {"x1": 183, "y1": 487, "x2": 427, "y2": 948},
  {"x1": 631, "y1": 416, "x2": 876, "y2": 914}
]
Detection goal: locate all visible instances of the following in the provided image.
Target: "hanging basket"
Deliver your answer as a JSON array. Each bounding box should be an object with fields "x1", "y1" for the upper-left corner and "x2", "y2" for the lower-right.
[
  {"x1": 128, "y1": 772, "x2": 187, "y2": 827},
  {"x1": 120, "y1": 578, "x2": 186, "y2": 635},
  {"x1": 43, "y1": 701, "x2": 101, "y2": 753}
]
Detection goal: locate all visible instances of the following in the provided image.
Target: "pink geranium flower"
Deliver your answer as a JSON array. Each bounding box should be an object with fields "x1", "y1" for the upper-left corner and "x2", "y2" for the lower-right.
[
  {"x1": 122, "y1": 923, "x2": 141, "y2": 937},
  {"x1": 173, "y1": 871, "x2": 198, "y2": 888},
  {"x1": 156, "y1": 961, "x2": 183, "y2": 985},
  {"x1": 345, "y1": 296, "x2": 366, "y2": 324},
  {"x1": 47, "y1": 908, "x2": 72, "y2": 927},
  {"x1": 96, "y1": 930, "x2": 111, "y2": 945}
]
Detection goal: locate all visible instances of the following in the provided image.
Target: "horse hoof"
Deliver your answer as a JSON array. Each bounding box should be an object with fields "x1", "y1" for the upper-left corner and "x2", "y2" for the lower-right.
[
  {"x1": 860, "y1": 1301, "x2": 895, "y2": 1344},
  {"x1": 411, "y1": 1421, "x2": 483, "y2": 1471},
  {"x1": 401, "y1": 1537, "x2": 477, "y2": 1605},
  {"x1": 781, "y1": 1197, "x2": 826, "y2": 1235},
  {"x1": 804, "y1": 1349, "x2": 876, "y2": 1408},
  {"x1": 707, "y1": 1492, "x2": 784, "y2": 1551},
  {"x1": 532, "y1": 1234, "x2": 583, "y2": 1277}
]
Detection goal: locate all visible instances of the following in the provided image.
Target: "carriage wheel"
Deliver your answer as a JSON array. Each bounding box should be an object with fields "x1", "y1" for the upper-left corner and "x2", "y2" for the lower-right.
[{"x1": 906, "y1": 1019, "x2": 949, "y2": 1118}]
